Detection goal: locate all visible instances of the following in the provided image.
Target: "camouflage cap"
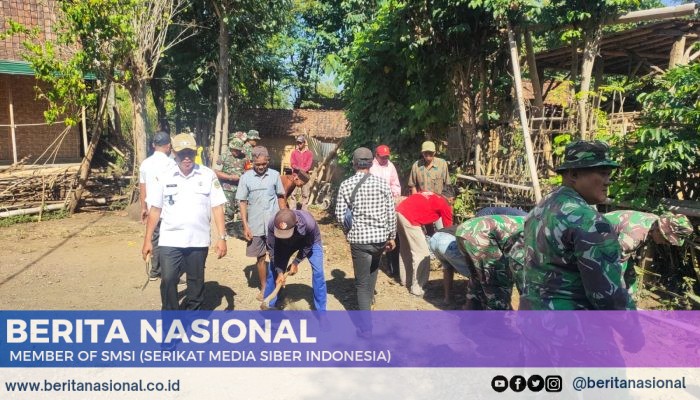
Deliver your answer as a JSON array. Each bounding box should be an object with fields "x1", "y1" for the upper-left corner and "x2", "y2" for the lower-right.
[
  {"x1": 657, "y1": 213, "x2": 693, "y2": 246},
  {"x1": 247, "y1": 129, "x2": 261, "y2": 140},
  {"x1": 230, "y1": 131, "x2": 247, "y2": 142},
  {"x1": 228, "y1": 138, "x2": 245, "y2": 151},
  {"x1": 555, "y1": 140, "x2": 619, "y2": 172}
]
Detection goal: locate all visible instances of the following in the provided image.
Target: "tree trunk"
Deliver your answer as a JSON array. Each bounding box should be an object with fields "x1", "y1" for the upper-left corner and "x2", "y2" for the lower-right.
[
  {"x1": 569, "y1": 39, "x2": 579, "y2": 135},
  {"x1": 507, "y1": 21, "x2": 542, "y2": 202},
  {"x1": 578, "y1": 26, "x2": 602, "y2": 139},
  {"x1": 524, "y1": 28, "x2": 551, "y2": 173},
  {"x1": 477, "y1": 57, "x2": 488, "y2": 176},
  {"x1": 150, "y1": 67, "x2": 170, "y2": 133},
  {"x1": 68, "y1": 84, "x2": 111, "y2": 213},
  {"x1": 213, "y1": 13, "x2": 230, "y2": 165},
  {"x1": 129, "y1": 81, "x2": 149, "y2": 164}
]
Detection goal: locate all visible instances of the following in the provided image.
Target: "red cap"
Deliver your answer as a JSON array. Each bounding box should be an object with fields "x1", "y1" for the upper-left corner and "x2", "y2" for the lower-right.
[{"x1": 376, "y1": 145, "x2": 390, "y2": 157}]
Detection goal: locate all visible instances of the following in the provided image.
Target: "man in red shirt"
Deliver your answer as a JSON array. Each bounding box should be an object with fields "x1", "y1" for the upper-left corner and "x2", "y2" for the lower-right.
[
  {"x1": 396, "y1": 186, "x2": 456, "y2": 296},
  {"x1": 289, "y1": 135, "x2": 314, "y2": 210}
]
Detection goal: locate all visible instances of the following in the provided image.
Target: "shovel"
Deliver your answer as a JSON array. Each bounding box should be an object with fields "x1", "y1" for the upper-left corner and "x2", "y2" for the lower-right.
[{"x1": 260, "y1": 264, "x2": 292, "y2": 310}]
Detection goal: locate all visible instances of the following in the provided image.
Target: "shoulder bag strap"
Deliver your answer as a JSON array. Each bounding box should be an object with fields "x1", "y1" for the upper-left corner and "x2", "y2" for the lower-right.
[{"x1": 348, "y1": 173, "x2": 371, "y2": 210}]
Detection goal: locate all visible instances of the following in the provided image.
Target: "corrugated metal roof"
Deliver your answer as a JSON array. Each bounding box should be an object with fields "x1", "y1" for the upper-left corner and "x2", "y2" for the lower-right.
[
  {"x1": 0, "y1": 59, "x2": 96, "y2": 79},
  {"x1": 0, "y1": 60, "x2": 35, "y2": 76}
]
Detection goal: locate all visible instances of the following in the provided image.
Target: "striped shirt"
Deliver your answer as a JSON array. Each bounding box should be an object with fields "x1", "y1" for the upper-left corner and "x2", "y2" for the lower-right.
[{"x1": 335, "y1": 172, "x2": 396, "y2": 244}]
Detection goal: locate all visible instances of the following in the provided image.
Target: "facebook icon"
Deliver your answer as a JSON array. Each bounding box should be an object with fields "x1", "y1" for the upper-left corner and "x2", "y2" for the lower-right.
[{"x1": 509, "y1": 375, "x2": 526, "y2": 392}]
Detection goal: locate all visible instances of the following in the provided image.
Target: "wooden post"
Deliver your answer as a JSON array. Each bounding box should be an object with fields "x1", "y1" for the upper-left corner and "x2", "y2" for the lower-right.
[
  {"x1": 8, "y1": 83, "x2": 18, "y2": 164},
  {"x1": 81, "y1": 106, "x2": 88, "y2": 156},
  {"x1": 507, "y1": 21, "x2": 542, "y2": 202},
  {"x1": 669, "y1": 35, "x2": 686, "y2": 69}
]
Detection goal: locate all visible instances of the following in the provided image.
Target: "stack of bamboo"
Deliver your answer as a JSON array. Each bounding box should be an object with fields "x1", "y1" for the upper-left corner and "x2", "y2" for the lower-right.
[
  {"x1": 0, "y1": 166, "x2": 78, "y2": 215},
  {"x1": 0, "y1": 165, "x2": 132, "y2": 216}
]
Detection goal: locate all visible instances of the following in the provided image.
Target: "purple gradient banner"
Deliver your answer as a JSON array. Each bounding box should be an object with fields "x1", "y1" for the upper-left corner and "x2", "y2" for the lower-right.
[{"x1": 0, "y1": 311, "x2": 698, "y2": 368}]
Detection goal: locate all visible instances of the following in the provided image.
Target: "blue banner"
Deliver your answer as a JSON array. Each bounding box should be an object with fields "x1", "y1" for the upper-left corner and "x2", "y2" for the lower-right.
[{"x1": 1, "y1": 311, "x2": 698, "y2": 368}]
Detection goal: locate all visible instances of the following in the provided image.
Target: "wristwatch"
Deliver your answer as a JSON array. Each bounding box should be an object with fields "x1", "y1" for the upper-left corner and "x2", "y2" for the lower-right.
[{"x1": 219, "y1": 234, "x2": 230, "y2": 241}]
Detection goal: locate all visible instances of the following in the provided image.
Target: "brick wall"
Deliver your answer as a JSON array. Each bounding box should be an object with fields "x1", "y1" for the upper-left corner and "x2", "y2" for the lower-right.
[
  {"x1": 0, "y1": 74, "x2": 81, "y2": 164},
  {"x1": 1, "y1": 0, "x2": 59, "y2": 62}
]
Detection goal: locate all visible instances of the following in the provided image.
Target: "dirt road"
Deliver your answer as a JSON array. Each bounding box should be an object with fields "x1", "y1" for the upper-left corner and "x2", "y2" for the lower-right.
[{"x1": 0, "y1": 209, "x2": 465, "y2": 311}]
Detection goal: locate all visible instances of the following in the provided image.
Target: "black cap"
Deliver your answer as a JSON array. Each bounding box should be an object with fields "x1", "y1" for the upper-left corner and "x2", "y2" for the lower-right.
[
  {"x1": 152, "y1": 131, "x2": 171, "y2": 146},
  {"x1": 353, "y1": 147, "x2": 373, "y2": 168}
]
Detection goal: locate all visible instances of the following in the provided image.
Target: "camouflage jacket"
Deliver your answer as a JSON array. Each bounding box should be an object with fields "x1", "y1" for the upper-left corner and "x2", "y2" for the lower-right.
[
  {"x1": 604, "y1": 210, "x2": 657, "y2": 268},
  {"x1": 242, "y1": 143, "x2": 254, "y2": 161},
  {"x1": 455, "y1": 215, "x2": 524, "y2": 263},
  {"x1": 214, "y1": 152, "x2": 247, "y2": 191},
  {"x1": 520, "y1": 186, "x2": 634, "y2": 310},
  {"x1": 505, "y1": 230, "x2": 526, "y2": 294}
]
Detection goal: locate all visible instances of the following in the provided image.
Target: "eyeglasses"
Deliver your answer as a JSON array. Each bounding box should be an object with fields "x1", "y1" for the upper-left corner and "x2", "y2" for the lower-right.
[{"x1": 176, "y1": 149, "x2": 196, "y2": 159}]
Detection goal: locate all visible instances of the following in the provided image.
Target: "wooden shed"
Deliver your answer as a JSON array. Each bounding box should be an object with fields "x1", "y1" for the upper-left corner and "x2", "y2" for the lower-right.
[{"x1": 233, "y1": 108, "x2": 349, "y2": 171}]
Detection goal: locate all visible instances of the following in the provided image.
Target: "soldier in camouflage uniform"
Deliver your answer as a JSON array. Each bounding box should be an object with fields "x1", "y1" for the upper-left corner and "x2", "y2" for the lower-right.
[
  {"x1": 455, "y1": 215, "x2": 524, "y2": 310},
  {"x1": 213, "y1": 138, "x2": 248, "y2": 227},
  {"x1": 520, "y1": 140, "x2": 635, "y2": 310},
  {"x1": 243, "y1": 129, "x2": 261, "y2": 161},
  {"x1": 604, "y1": 210, "x2": 693, "y2": 295}
]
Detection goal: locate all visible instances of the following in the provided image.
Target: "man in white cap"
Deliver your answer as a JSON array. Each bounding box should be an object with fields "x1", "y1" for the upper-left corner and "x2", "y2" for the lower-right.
[
  {"x1": 138, "y1": 131, "x2": 175, "y2": 280},
  {"x1": 264, "y1": 208, "x2": 327, "y2": 310},
  {"x1": 408, "y1": 140, "x2": 450, "y2": 195},
  {"x1": 142, "y1": 133, "x2": 228, "y2": 310}
]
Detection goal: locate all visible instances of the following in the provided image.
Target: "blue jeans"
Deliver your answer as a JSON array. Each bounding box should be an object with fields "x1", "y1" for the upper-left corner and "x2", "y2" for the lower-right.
[
  {"x1": 429, "y1": 232, "x2": 470, "y2": 277},
  {"x1": 264, "y1": 243, "x2": 327, "y2": 311}
]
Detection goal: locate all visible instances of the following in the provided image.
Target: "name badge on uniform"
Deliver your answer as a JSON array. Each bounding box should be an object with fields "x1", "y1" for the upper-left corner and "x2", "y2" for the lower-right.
[{"x1": 165, "y1": 184, "x2": 177, "y2": 205}]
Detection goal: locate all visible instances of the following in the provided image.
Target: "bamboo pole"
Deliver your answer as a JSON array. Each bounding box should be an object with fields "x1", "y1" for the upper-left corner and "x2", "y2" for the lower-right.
[
  {"x1": 0, "y1": 203, "x2": 65, "y2": 218},
  {"x1": 507, "y1": 21, "x2": 542, "y2": 202},
  {"x1": 81, "y1": 106, "x2": 88, "y2": 156},
  {"x1": 456, "y1": 173, "x2": 533, "y2": 192},
  {"x1": 8, "y1": 83, "x2": 18, "y2": 164},
  {"x1": 526, "y1": 4, "x2": 698, "y2": 32}
]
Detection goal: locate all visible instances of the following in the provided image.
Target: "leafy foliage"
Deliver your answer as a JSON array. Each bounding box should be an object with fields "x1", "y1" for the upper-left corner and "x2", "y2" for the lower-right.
[
  {"x1": 6, "y1": 0, "x2": 138, "y2": 125},
  {"x1": 342, "y1": 0, "x2": 505, "y2": 158},
  {"x1": 610, "y1": 63, "x2": 700, "y2": 208}
]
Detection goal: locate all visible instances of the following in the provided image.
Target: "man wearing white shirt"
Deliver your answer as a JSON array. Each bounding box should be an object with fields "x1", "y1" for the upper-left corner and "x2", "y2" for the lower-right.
[
  {"x1": 142, "y1": 133, "x2": 228, "y2": 310},
  {"x1": 369, "y1": 144, "x2": 401, "y2": 198},
  {"x1": 138, "y1": 131, "x2": 176, "y2": 280}
]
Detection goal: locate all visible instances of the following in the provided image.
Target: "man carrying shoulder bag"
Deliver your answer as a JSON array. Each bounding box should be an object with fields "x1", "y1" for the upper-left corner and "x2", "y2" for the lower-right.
[{"x1": 336, "y1": 147, "x2": 396, "y2": 319}]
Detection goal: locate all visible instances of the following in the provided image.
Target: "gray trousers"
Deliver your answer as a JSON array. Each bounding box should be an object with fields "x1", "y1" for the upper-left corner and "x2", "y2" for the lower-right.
[
  {"x1": 289, "y1": 180, "x2": 312, "y2": 210},
  {"x1": 159, "y1": 246, "x2": 207, "y2": 310}
]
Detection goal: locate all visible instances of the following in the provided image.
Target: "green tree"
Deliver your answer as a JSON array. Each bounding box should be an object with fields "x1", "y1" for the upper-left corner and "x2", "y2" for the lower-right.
[{"x1": 610, "y1": 63, "x2": 700, "y2": 208}]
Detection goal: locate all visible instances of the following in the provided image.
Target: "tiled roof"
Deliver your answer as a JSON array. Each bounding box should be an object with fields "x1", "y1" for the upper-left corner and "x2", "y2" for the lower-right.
[
  {"x1": 235, "y1": 109, "x2": 349, "y2": 140},
  {"x1": 1, "y1": 0, "x2": 60, "y2": 62}
]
